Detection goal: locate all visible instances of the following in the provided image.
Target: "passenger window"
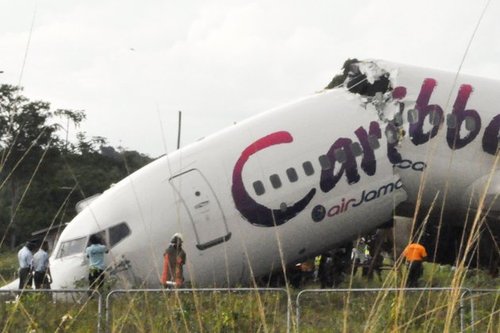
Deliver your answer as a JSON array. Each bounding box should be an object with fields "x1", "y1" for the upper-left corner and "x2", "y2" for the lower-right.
[
  {"x1": 253, "y1": 181, "x2": 265, "y2": 196},
  {"x1": 429, "y1": 110, "x2": 440, "y2": 126},
  {"x1": 368, "y1": 135, "x2": 380, "y2": 149},
  {"x1": 286, "y1": 168, "x2": 298, "y2": 182},
  {"x1": 394, "y1": 113, "x2": 403, "y2": 126},
  {"x1": 351, "y1": 142, "x2": 363, "y2": 156},
  {"x1": 465, "y1": 116, "x2": 476, "y2": 131},
  {"x1": 447, "y1": 114, "x2": 457, "y2": 129},
  {"x1": 109, "y1": 222, "x2": 131, "y2": 247},
  {"x1": 302, "y1": 161, "x2": 314, "y2": 176},
  {"x1": 385, "y1": 127, "x2": 397, "y2": 144},
  {"x1": 318, "y1": 155, "x2": 332, "y2": 170},
  {"x1": 270, "y1": 174, "x2": 282, "y2": 189},
  {"x1": 408, "y1": 109, "x2": 418, "y2": 124},
  {"x1": 334, "y1": 149, "x2": 346, "y2": 163},
  {"x1": 56, "y1": 237, "x2": 87, "y2": 259}
]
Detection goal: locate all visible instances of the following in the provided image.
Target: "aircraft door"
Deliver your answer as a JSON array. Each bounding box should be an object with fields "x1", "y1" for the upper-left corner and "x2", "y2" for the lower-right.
[{"x1": 169, "y1": 169, "x2": 231, "y2": 250}]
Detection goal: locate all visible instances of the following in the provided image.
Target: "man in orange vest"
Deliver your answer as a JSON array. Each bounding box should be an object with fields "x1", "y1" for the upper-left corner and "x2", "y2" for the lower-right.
[
  {"x1": 161, "y1": 233, "x2": 186, "y2": 288},
  {"x1": 403, "y1": 242, "x2": 427, "y2": 288}
]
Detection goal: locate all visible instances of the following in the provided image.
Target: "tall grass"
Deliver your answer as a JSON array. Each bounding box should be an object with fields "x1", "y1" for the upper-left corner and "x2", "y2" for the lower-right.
[
  {"x1": 297, "y1": 265, "x2": 499, "y2": 333},
  {"x1": 1, "y1": 259, "x2": 498, "y2": 332}
]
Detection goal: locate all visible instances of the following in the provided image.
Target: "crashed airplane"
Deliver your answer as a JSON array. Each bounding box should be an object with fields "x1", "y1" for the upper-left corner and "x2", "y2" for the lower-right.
[{"x1": 2, "y1": 59, "x2": 499, "y2": 290}]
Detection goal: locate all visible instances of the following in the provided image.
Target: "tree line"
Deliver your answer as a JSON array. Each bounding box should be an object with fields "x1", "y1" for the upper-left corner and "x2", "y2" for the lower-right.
[{"x1": 0, "y1": 84, "x2": 152, "y2": 249}]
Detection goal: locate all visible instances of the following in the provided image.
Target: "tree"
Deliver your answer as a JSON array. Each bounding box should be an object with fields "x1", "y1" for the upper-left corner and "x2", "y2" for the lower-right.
[
  {"x1": 0, "y1": 85, "x2": 62, "y2": 248},
  {"x1": 0, "y1": 85, "x2": 152, "y2": 249}
]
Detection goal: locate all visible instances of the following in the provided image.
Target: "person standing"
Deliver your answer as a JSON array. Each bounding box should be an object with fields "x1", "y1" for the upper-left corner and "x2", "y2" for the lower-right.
[
  {"x1": 403, "y1": 242, "x2": 428, "y2": 288},
  {"x1": 18, "y1": 241, "x2": 36, "y2": 289},
  {"x1": 351, "y1": 238, "x2": 369, "y2": 277},
  {"x1": 85, "y1": 235, "x2": 108, "y2": 292},
  {"x1": 33, "y1": 241, "x2": 52, "y2": 289},
  {"x1": 161, "y1": 233, "x2": 186, "y2": 288}
]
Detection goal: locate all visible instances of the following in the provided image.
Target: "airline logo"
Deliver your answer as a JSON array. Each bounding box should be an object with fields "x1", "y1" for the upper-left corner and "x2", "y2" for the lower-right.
[
  {"x1": 231, "y1": 131, "x2": 316, "y2": 227},
  {"x1": 232, "y1": 79, "x2": 500, "y2": 227},
  {"x1": 312, "y1": 178, "x2": 404, "y2": 222}
]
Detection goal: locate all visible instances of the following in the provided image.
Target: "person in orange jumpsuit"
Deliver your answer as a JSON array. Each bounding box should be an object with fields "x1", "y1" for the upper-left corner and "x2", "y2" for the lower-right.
[
  {"x1": 161, "y1": 233, "x2": 186, "y2": 288},
  {"x1": 403, "y1": 242, "x2": 428, "y2": 288}
]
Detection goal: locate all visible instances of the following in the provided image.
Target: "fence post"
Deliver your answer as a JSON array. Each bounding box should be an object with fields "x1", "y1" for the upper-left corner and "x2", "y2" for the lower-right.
[
  {"x1": 96, "y1": 291, "x2": 103, "y2": 333},
  {"x1": 105, "y1": 289, "x2": 118, "y2": 333},
  {"x1": 460, "y1": 288, "x2": 475, "y2": 333},
  {"x1": 459, "y1": 290, "x2": 465, "y2": 333},
  {"x1": 469, "y1": 290, "x2": 475, "y2": 333},
  {"x1": 296, "y1": 290, "x2": 303, "y2": 333}
]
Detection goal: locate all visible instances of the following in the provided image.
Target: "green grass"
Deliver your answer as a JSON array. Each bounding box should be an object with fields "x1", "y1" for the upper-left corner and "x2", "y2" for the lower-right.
[
  {"x1": 1, "y1": 251, "x2": 498, "y2": 332},
  {"x1": 0, "y1": 292, "x2": 100, "y2": 332},
  {"x1": 108, "y1": 289, "x2": 288, "y2": 332},
  {"x1": 0, "y1": 249, "x2": 18, "y2": 285},
  {"x1": 293, "y1": 263, "x2": 499, "y2": 333}
]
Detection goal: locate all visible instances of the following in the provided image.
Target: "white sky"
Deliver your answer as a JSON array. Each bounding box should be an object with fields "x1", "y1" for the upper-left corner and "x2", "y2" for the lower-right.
[{"x1": 1, "y1": 0, "x2": 499, "y2": 158}]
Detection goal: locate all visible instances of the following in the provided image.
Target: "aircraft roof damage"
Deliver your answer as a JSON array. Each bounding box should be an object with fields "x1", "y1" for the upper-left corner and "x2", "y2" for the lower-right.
[
  {"x1": 326, "y1": 58, "x2": 397, "y2": 94},
  {"x1": 346, "y1": 60, "x2": 392, "y2": 97},
  {"x1": 327, "y1": 59, "x2": 406, "y2": 144}
]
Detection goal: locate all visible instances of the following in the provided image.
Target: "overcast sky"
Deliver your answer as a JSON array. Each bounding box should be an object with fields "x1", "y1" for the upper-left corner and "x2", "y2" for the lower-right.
[{"x1": 1, "y1": 0, "x2": 499, "y2": 157}]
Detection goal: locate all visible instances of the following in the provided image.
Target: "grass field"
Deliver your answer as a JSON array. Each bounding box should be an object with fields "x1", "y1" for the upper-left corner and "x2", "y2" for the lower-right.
[{"x1": 1, "y1": 250, "x2": 499, "y2": 332}]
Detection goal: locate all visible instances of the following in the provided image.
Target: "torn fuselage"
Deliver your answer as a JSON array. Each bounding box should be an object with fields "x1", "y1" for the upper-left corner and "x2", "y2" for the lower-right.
[{"x1": 332, "y1": 59, "x2": 499, "y2": 274}]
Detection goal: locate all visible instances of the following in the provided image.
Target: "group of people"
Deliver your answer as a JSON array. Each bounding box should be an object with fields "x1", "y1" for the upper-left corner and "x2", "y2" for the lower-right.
[
  {"x1": 18, "y1": 231, "x2": 425, "y2": 291},
  {"x1": 289, "y1": 239, "x2": 428, "y2": 289},
  {"x1": 17, "y1": 235, "x2": 112, "y2": 293},
  {"x1": 18, "y1": 232, "x2": 187, "y2": 292},
  {"x1": 87, "y1": 232, "x2": 186, "y2": 290},
  {"x1": 17, "y1": 241, "x2": 51, "y2": 290}
]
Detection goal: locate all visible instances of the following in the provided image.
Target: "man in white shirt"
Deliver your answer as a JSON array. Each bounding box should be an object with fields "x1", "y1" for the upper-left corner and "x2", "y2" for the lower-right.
[
  {"x1": 17, "y1": 241, "x2": 36, "y2": 289},
  {"x1": 33, "y1": 241, "x2": 51, "y2": 289}
]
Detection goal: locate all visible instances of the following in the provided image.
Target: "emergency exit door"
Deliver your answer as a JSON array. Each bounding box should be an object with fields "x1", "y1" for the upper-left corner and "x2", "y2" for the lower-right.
[{"x1": 169, "y1": 169, "x2": 231, "y2": 250}]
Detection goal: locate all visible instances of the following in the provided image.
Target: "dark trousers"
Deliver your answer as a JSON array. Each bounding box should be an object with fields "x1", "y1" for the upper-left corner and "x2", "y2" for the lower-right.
[
  {"x1": 407, "y1": 261, "x2": 423, "y2": 288},
  {"x1": 89, "y1": 268, "x2": 105, "y2": 291},
  {"x1": 19, "y1": 267, "x2": 32, "y2": 289},
  {"x1": 34, "y1": 271, "x2": 51, "y2": 289}
]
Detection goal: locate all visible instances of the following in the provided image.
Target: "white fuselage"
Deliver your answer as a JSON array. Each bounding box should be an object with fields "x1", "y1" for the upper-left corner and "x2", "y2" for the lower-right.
[{"x1": 43, "y1": 61, "x2": 500, "y2": 289}]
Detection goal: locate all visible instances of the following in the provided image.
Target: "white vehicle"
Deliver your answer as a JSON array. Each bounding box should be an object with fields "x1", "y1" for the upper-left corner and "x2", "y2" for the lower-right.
[{"x1": 3, "y1": 60, "x2": 499, "y2": 289}]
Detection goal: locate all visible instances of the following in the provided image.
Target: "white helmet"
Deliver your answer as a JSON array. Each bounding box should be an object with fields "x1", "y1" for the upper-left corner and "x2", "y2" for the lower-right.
[{"x1": 171, "y1": 232, "x2": 183, "y2": 244}]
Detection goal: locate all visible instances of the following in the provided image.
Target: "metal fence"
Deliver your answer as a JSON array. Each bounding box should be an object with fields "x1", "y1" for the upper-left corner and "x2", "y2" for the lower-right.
[
  {"x1": 105, "y1": 288, "x2": 290, "y2": 333},
  {"x1": 462, "y1": 288, "x2": 500, "y2": 333},
  {"x1": 295, "y1": 287, "x2": 498, "y2": 333},
  {"x1": 1, "y1": 287, "x2": 498, "y2": 332}
]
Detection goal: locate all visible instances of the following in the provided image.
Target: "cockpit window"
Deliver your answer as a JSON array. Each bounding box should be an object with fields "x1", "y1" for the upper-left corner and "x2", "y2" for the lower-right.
[
  {"x1": 56, "y1": 236, "x2": 87, "y2": 259},
  {"x1": 89, "y1": 231, "x2": 107, "y2": 246},
  {"x1": 109, "y1": 222, "x2": 131, "y2": 247}
]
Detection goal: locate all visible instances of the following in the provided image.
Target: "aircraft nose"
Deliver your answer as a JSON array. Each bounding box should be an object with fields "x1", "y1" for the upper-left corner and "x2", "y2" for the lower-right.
[{"x1": 50, "y1": 255, "x2": 88, "y2": 289}]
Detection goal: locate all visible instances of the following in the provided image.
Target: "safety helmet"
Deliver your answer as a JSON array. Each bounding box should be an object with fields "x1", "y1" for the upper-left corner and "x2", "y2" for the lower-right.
[{"x1": 171, "y1": 233, "x2": 183, "y2": 244}]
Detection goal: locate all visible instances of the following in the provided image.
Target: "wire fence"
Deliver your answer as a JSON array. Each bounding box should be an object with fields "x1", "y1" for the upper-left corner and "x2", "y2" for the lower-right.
[
  {"x1": 1, "y1": 287, "x2": 498, "y2": 332},
  {"x1": 462, "y1": 288, "x2": 500, "y2": 333},
  {"x1": 106, "y1": 288, "x2": 290, "y2": 333},
  {"x1": 296, "y1": 287, "x2": 478, "y2": 333}
]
